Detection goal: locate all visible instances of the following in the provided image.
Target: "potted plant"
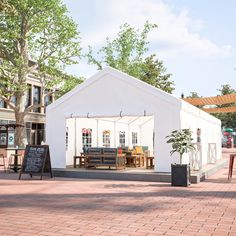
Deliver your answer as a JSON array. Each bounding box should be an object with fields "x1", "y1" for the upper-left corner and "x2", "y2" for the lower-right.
[{"x1": 166, "y1": 129, "x2": 195, "y2": 187}]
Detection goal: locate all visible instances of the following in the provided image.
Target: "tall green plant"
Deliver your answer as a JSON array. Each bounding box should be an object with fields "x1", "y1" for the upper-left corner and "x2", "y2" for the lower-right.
[{"x1": 166, "y1": 129, "x2": 195, "y2": 164}]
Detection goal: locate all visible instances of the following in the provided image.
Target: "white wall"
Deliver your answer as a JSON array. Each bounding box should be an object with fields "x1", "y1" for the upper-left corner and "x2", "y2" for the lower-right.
[
  {"x1": 46, "y1": 113, "x2": 66, "y2": 168},
  {"x1": 180, "y1": 102, "x2": 222, "y2": 166},
  {"x1": 140, "y1": 118, "x2": 154, "y2": 155},
  {"x1": 154, "y1": 106, "x2": 182, "y2": 172}
]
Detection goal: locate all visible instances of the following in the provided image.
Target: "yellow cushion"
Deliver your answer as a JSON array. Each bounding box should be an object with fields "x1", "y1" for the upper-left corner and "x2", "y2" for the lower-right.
[{"x1": 135, "y1": 146, "x2": 143, "y2": 154}]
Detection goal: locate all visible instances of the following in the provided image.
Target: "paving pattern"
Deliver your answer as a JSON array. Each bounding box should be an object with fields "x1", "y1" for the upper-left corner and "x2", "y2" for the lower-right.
[{"x1": 0, "y1": 165, "x2": 235, "y2": 236}]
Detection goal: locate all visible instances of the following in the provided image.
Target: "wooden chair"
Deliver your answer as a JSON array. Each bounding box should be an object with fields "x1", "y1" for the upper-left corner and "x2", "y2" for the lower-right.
[
  {"x1": 228, "y1": 154, "x2": 235, "y2": 180},
  {"x1": 133, "y1": 146, "x2": 145, "y2": 167},
  {"x1": 74, "y1": 155, "x2": 87, "y2": 168},
  {"x1": 146, "y1": 156, "x2": 154, "y2": 169},
  {"x1": 0, "y1": 153, "x2": 6, "y2": 172}
]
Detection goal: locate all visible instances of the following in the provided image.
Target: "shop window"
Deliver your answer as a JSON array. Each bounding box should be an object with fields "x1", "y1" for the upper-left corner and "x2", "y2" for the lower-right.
[
  {"x1": 119, "y1": 131, "x2": 126, "y2": 147},
  {"x1": 66, "y1": 127, "x2": 68, "y2": 150},
  {"x1": 103, "y1": 130, "x2": 110, "y2": 147},
  {"x1": 82, "y1": 128, "x2": 92, "y2": 148},
  {"x1": 0, "y1": 99, "x2": 6, "y2": 108},
  {"x1": 0, "y1": 129, "x2": 7, "y2": 147},
  {"x1": 0, "y1": 120, "x2": 15, "y2": 148},
  {"x1": 132, "y1": 132, "x2": 138, "y2": 146},
  {"x1": 8, "y1": 130, "x2": 15, "y2": 147}
]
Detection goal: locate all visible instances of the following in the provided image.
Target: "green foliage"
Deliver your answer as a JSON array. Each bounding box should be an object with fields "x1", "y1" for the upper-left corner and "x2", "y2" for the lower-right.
[
  {"x1": 213, "y1": 84, "x2": 236, "y2": 128},
  {"x1": 0, "y1": 0, "x2": 17, "y2": 15},
  {"x1": 218, "y1": 84, "x2": 235, "y2": 95},
  {"x1": 0, "y1": 0, "x2": 81, "y2": 146},
  {"x1": 87, "y1": 21, "x2": 174, "y2": 93},
  {"x1": 55, "y1": 74, "x2": 84, "y2": 99},
  {"x1": 186, "y1": 92, "x2": 201, "y2": 98},
  {"x1": 166, "y1": 129, "x2": 195, "y2": 164},
  {"x1": 0, "y1": 0, "x2": 81, "y2": 98}
]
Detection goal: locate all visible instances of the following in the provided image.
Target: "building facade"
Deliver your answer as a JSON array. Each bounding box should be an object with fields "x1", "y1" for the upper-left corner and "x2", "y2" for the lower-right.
[{"x1": 0, "y1": 73, "x2": 54, "y2": 148}]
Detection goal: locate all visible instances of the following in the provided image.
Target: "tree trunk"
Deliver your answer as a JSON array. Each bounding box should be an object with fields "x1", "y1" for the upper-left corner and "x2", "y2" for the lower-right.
[
  {"x1": 14, "y1": 90, "x2": 26, "y2": 147},
  {"x1": 14, "y1": 13, "x2": 29, "y2": 147},
  {"x1": 14, "y1": 111, "x2": 25, "y2": 147}
]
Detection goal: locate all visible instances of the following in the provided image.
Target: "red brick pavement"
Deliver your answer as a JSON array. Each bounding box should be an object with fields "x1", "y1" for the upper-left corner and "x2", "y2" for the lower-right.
[{"x1": 0, "y1": 166, "x2": 235, "y2": 236}]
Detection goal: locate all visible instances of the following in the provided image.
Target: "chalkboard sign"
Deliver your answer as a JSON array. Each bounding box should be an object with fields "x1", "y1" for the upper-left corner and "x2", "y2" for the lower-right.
[{"x1": 19, "y1": 145, "x2": 53, "y2": 180}]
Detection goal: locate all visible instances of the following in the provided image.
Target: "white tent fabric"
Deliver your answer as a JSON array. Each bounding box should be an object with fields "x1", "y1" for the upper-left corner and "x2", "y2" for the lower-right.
[{"x1": 46, "y1": 67, "x2": 222, "y2": 172}]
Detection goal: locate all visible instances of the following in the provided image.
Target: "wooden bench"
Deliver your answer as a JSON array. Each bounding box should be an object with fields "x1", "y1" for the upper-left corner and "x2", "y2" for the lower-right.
[{"x1": 86, "y1": 148, "x2": 126, "y2": 170}]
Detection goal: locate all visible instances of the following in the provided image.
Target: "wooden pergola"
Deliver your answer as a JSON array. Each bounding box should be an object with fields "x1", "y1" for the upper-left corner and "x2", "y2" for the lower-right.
[{"x1": 183, "y1": 94, "x2": 236, "y2": 113}]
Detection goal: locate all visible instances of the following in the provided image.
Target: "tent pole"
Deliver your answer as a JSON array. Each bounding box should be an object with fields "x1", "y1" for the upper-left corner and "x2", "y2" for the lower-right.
[
  {"x1": 128, "y1": 124, "x2": 130, "y2": 148},
  {"x1": 74, "y1": 118, "x2": 77, "y2": 156},
  {"x1": 139, "y1": 125, "x2": 142, "y2": 146},
  {"x1": 96, "y1": 119, "x2": 99, "y2": 147},
  {"x1": 114, "y1": 121, "x2": 116, "y2": 147}
]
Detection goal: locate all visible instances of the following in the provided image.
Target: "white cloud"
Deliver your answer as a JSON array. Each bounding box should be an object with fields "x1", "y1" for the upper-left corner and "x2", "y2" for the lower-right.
[{"x1": 82, "y1": 0, "x2": 232, "y2": 59}]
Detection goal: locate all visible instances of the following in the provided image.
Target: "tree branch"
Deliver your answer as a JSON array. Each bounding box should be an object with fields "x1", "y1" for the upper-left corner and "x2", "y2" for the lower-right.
[
  {"x1": 24, "y1": 103, "x2": 45, "y2": 114},
  {"x1": 0, "y1": 95, "x2": 16, "y2": 110},
  {"x1": 0, "y1": 45, "x2": 16, "y2": 65}
]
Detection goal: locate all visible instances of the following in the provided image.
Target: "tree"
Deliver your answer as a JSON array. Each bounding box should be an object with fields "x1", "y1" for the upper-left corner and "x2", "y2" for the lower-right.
[
  {"x1": 213, "y1": 84, "x2": 236, "y2": 128},
  {"x1": 0, "y1": 0, "x2": 81, "y2": 146},
  {"x1": 87, "y1": 22, "x2": 174, "y2": 93},
  {"x1": 55, "y1": 74, "x2": 84, "y2": 99},
  {"x1": 186, "y1": 92, "x2": 201, "y2": 98},
  {"x1": 186, "y1": 91, "x2": 203, "y2": 108},
  {"x1": 0, "y1": 0, "x2": 16, "y2": 15}
]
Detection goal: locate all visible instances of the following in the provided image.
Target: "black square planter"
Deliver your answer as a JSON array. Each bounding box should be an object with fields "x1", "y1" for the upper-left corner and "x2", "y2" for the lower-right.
[{"x1": 171, "y1": 164, "x2": 190, "y2": 187}]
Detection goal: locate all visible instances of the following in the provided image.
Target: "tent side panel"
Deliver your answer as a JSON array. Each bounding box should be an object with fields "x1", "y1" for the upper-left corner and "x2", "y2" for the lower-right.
[
  {"x1": 154, "y1": 104, "x2": 181, "y2": 172},
  {"x1": 46, "y1": 111, "x2": 66, "y2": 168},
  {"x1": 180, "y1": 102, "x2": 222, "y2": 166}
]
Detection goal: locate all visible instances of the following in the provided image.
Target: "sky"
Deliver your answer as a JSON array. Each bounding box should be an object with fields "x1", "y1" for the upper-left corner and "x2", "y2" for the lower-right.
[{"x1": 62, "y1": 0, "x2": 236, "y2": 97}]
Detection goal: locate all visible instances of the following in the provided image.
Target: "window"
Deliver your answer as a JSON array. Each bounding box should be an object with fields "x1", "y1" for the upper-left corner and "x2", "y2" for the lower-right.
[
  {"x1": 0, "y1": 120, "x2": 15, "y2": 148},
  {"x1": 25, "y1": 85, "x2": 31, "y2": 108},
  {"x1": 132, "y1": 132, "x2": 138, "y2": 146},
  {"x1": 0, "y1": 99, "x2": 5, "y2": 108},
  {"x1": 10, "y1": 95, "x2": 16, "y2": 105},
  {"x1": 103, "y1": 130, "x2": 110, "y2": 147},
  {"x1": 66, "y1": 127, "x2": 68, "y2": 150},
  {"x1": 119, "y1": 131, "x2": 126, "y2": 147},
  {"x1": 0, "y1": 84, "x2": 6, "y2": 108},
  {"x1": 0, "y1": 130, "x2": 7, "y2": 147},
  {"x1": 44, "y1": 89, "x2": 52, "y2": 107},
  {"x1": 33, "y1": 86, "x2": 41, "y2": 112},
  {"x1": 82, "y1": 128, "x2": 92, "y2": 148}
]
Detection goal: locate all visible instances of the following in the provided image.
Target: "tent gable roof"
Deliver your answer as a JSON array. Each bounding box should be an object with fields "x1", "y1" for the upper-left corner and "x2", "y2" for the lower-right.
[{"x1": 47, "y1": 67, "x2": 181, "y2": 112}]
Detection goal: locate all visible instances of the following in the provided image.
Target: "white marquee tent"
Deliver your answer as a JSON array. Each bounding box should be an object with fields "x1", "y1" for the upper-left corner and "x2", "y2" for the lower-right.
[{"x1": 46, "y1": 67, "x2": 222, "y2": 172}]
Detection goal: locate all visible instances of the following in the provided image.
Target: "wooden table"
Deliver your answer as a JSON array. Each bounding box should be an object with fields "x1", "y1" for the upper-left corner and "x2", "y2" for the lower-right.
[
  {"x1": 6, "y1": 148, "x2": 24, "y2": 172},
  {"x1": 146, "y1": 156, "x2": 154, "y2": 169},
  {"x1": 126, "y1": 155, "x2": 142, "y2": 168},
  {"x1": 228, "y1": 154, "x2": 235, "y2": 180}
]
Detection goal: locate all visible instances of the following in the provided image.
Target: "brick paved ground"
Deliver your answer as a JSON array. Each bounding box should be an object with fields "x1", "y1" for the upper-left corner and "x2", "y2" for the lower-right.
[{"x1": 0, "y1": 165, "x2": 235, "y2": 236}]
